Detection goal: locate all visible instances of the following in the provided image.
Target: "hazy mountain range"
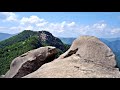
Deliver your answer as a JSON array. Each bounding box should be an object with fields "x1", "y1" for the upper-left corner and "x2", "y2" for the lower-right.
[{"x1": 0, "y1": 32, "x2": 13, "y2": 41}]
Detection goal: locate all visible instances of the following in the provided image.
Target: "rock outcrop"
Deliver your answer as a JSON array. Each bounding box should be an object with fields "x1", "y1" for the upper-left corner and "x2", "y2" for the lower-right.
[
  {"x1": 4, "y1": 46, "x2": 57, "y2": 78},
  {"x1": 0, "y1": 75, "x2": 5, "y2": 78},
  {"x1": 24, "y1": 36, "x2": 120, "y2": 78},
  {"x1": 38, "y1": 31, "x2": 67, "y2": 52}
]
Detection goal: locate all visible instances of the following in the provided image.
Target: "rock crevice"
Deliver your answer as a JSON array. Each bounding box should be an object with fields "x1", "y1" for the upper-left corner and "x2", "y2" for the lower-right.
[{"x1": 64, "y1": 48, "x2": 78, "y2": 58}]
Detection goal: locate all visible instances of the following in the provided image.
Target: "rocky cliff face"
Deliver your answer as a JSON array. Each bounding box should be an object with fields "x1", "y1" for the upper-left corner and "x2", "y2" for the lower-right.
[
  {"x1": 4, "y1": 46, "x2": 57, "y2": 78},
  {"x1": 38, "y1": 31, "x2": 67, "y2": 52},
  {"x1": 23, "y1": 36, "x2": 120, "y2": 78}
]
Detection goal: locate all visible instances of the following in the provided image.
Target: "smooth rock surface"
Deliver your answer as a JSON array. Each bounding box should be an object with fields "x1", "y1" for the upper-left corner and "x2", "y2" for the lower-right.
[
  {"x1": 24, "y1": 36, "x2": 120, "y2": 78},
  {"x1": 4, "y1": 46, "x2": 57, "y2": 78}
]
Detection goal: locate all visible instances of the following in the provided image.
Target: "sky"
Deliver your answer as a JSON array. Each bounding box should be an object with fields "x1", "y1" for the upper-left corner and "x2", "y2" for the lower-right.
[{"x1": 0, "y1": 12, "x2": 120, "y2": 38}]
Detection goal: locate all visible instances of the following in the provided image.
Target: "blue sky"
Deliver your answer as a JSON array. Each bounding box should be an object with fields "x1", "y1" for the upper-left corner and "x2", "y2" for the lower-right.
[{"x1": 0, "y1": 12, "x2": 120, "y2": 38}]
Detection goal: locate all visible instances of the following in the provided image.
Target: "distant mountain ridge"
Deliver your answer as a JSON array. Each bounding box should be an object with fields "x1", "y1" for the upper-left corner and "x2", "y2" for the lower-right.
[
  {"x1": 59, "y1": 37, "x2": 76, "y2": 45},
  {"x1": 103, "y1": 37, "x2": 120, "y2": 42},
  {"x1": 0, "y1": 32, "x2": 13, "y2": 41},
  {"x1": 59, "y1": 37, "x2": 120, "y2": 45}
]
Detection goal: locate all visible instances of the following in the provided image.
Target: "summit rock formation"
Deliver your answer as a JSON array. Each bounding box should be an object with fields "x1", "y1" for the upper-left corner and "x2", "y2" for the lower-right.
[{"x1": 24, "y1": 36, "x2": 120, "y2": 78}]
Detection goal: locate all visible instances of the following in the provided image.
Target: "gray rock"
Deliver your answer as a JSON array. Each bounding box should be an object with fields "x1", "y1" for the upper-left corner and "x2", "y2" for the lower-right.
[
  {"x1": 58, "y1": 36, "x2": 116, "y2": 68},
  {"x1": 24, "y1": 36, "x2": 120, "y2": 78},
  {"x1": 0, "y1": 75, "x2": 5, "y2": 78},
  {"x1": 4, "y1": 46, "x2": 57, "y2": 78}
]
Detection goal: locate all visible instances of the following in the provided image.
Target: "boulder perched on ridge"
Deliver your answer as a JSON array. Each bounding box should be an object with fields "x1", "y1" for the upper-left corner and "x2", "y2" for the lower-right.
[{"x1": 4, "y1": 46, "x2": 57, "y2": 78}]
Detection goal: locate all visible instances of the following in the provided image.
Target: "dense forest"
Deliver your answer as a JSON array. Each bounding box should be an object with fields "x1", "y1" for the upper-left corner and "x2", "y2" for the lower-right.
[{"x1": 0, "y1": 30, "x2": 70, "y2": 75}]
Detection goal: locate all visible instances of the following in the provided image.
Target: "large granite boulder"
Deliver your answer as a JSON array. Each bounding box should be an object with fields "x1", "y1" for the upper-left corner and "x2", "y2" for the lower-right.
[
  {"x1": 4, "y1": 46, "x2": 57, "y2": 78},
  {"x1": 24, "y1": 36, "x2": 120, "y2": 78}
]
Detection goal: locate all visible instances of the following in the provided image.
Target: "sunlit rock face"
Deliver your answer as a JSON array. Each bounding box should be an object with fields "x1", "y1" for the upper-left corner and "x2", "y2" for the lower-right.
[
  {"x1": 24, "y1": 36, "x2": 120, "y2": 78},
  {"x1": 4, "y1": 46, "x2": 57, "y2": 78}
]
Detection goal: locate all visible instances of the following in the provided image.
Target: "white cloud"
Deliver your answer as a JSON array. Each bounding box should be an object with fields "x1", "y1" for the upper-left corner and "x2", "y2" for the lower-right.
[
  {"x1": 0, "y1": 26, "x2": 19, "y2": 34},
  {"x1": 9, "y1": 17, "x2": 109, "y2": 37},
  {"x1": 0, "y1": 14, "x2": 78, "y2": 36},
  {"x1": 48, "y1": 23, "x2": 64, "y2": 32},
  {"x1": 24, "y1": 26, "x2": 34, "y2": 30},
  {"x1": 10, "y1": 25, "x2": 34, "y2": 32},
  {"x1": 47, "y1": 21, "x2": 77, "y2": 33},
  {"x1": 67, "y1": 22, "x2": 76, "y2": 27},
  {"x1": 69, "y1": 21, "x2": 108, "y2": 37},
  {"x1": 92, "y1": 23, "x2": 107, "y2": 30},
  {"x1": 0, "y1": 26, "x2": 7, "y2": 29},
  {"x1": 73, "y1": 22, "x2": 107, "y2": 37},
  {"x1": 0, "y1": 12, "x2": 18, "y2": 22},
  {"x1": 6, "y1": 15, "x2": 17, "y2": 22},
  {"x1": 78, "y1": 25, "x2": 90, "y2": 34},
  {"x1": 36, "y1": 22, "x2": 48, "y2": 27},
  {"x1": 46, "y1": 21, "x2": 66, "y2": 33},
  {"x1": 20, "y1": 15, "x2": 45, "y2": 25},
  {"x1": 10, "y1": 26, "x2": 17, "y2": 30},
  {"x1": 111, "y1": 28, "x2": 120, "y2": 34},
  {"x1": 1, "y1": 13, "x2": 120, "y2": 38}
]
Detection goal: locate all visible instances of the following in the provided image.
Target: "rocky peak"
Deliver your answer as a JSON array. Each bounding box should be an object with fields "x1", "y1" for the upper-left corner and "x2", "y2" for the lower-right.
[
  {"x1": 67, "y1": 36, "x2": 116, "y2": 67},
  {"x1": 38, "y1": 31, "x2": 54, "y2": 41},
  {"x1": 24, "y1": 36, "x2": 120, "y2": 78},
  {"x1": 38, "y1": 30, "x2": 66, "y2": 51}
]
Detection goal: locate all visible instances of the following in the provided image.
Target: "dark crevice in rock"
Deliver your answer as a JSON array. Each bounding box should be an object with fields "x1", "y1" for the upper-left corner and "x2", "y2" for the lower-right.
[
  {"x1": 84, "y1": 59, "x2": 93, "y2": 63},
  {"x1": 114, "y1": 65, "x2": 120, "y2": 71},
  {"x1": 20, "y1": 53, "x2": 28, "y2": 57},
  {"x1": 64, "y1": 48, "x2": 78, "y2": 58},
  {"x1": 76, "y1": 54, "x2": 81, "y2": 57},
  {"x1": 79, "y1": 68, "x2": 94, "y2": 72},
  {"x1": 13, "y1": 54, "x2": 56, "y2": 78},
  {"x1": 74, "y1": 66, "x2": 80, "y2": 69},
  {"x1": 106, "y1": 54, "x2": 113, "y2": 57},
  {"x1": 74, "y1": 66, "x2": 94, "y2": 72},
  {"x1": 115, "y1": 65, "x2": 118, "y2": 68}
]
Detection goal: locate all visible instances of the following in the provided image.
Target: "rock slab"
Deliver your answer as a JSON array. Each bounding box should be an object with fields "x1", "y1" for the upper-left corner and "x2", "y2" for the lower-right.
[{"x1": 4, "y1": 46, "x2": 57, "y2": 78}]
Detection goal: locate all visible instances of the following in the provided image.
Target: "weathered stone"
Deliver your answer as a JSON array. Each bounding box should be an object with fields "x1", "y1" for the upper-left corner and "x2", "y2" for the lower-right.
[
  {"x1": 0, "y1": 75, "x2": 5, "y2": 78},
  {"x1": 4, "y1": 46, "x2": 57, "y2": 78},
  {"x1": 24, "y1": 36, "x2": 120, "y2": 78}
]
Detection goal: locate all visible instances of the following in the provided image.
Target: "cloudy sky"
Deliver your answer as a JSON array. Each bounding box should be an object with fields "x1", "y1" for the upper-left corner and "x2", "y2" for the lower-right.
[{"x1": 0, "y1": 12, "x2": 120, "y2": 38}]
